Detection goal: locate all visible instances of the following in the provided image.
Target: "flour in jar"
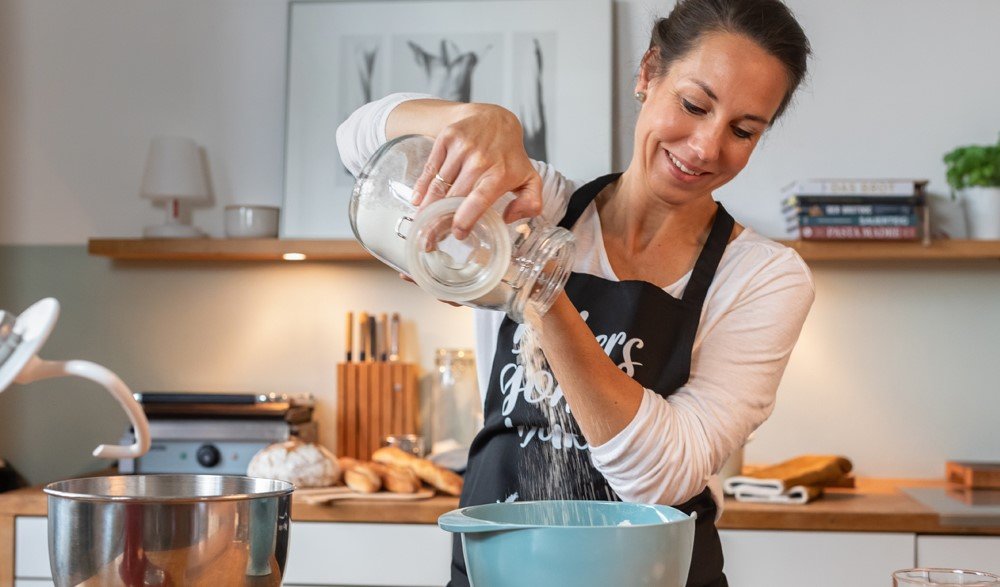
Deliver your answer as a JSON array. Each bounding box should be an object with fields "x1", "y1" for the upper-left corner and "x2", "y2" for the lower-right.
[{"x1": 352, "y1": 179, "x2": 415, "y2": 272}]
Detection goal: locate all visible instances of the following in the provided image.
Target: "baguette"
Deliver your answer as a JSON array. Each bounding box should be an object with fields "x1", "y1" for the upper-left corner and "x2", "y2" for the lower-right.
[
  {"x1": 337, "y1": 457, "x2": 382, "y2": 493},
  {"x1": 368, "y1": 462, "x2": 421, "y2": 494},
  {"x1": 371, "y1": 446, "x2": 463, "y2": 496}
]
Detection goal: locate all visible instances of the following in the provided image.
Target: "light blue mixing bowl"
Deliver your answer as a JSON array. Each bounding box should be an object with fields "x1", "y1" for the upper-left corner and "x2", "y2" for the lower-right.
[{"x1": 439, "y1": 500, "x2": 695, "y2": 587}]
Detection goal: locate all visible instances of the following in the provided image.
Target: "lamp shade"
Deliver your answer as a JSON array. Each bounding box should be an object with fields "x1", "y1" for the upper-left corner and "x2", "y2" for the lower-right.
[{"x1": 140, "y1": 136, "x2": 209, "y2": 201}]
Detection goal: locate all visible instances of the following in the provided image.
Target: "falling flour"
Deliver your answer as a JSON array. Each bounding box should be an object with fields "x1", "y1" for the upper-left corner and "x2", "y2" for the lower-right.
[{"x1": 515, "y1": 304, "x2": 613, "y2": 527}]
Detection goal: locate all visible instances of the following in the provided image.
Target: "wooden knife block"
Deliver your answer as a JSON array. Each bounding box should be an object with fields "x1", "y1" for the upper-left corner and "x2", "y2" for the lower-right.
[{"x1": 336, "y1": 362, "x2": 420, "y2": 461}]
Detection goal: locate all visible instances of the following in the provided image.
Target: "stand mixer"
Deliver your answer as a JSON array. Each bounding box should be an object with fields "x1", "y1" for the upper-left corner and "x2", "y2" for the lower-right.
[
  {"x1": 1, "y1": 298, "x2": 294, "y2": 586},
  {"x1": 0, "y1": 297, "x2": 149, "y2": 459}
]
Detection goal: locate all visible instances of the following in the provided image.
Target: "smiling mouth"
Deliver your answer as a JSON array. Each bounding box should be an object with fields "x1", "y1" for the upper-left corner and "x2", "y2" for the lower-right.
[{"x1": 665, "y1": 150, "x2": 706, "y2": 176}]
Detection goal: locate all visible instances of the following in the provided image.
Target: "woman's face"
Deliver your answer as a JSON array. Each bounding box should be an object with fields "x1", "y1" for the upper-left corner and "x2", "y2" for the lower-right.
[{"x1": 632, "y1": 32, "x2": 789, "y2": 204}]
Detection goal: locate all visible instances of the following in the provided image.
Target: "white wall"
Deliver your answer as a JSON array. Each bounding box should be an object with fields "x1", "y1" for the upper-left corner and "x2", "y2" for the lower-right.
[
  {"x1": 1, "y1": 0, "x2": 999, "y2": 484},
  {"x1": 0, "y1": 246, "x2": 475, "y2": 483},
  {"x1": 0, "y1": 0, "x2": 290, "y2": 243}
]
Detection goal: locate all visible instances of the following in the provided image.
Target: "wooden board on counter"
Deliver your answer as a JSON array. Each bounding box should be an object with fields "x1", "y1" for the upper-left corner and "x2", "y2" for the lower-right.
[
  {"x1": 947, "y1": 461, "x2": 1000, "y2": 489},
  {"x1": 292, "y1": 495, "x2": 459, "y2": 524}
]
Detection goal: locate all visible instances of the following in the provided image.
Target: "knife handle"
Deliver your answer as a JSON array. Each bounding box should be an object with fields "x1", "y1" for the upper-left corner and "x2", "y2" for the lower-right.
[
  {"x1": 345, "y1": 311, "x2": 354, "y2": 363},
  {"x1": 358, "y1": 312, "x2": 368, "y2": 362},
  {"x1": 389, "y1": 313, "x2": 400, "y2": 362},
  {"x1": 378, "y1": 313, "x2": 388, "y2": 361}
]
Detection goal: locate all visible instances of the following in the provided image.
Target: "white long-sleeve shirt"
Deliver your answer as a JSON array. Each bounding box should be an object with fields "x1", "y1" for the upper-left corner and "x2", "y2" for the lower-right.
[{"x1": 336, "y1": 93, "x2": 815, "y2": 510}]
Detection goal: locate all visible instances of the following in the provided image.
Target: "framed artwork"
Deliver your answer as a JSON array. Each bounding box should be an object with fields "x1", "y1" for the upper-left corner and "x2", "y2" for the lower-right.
[{"x1": 281, "y1": 0, "x2": 612, "y2": 239}]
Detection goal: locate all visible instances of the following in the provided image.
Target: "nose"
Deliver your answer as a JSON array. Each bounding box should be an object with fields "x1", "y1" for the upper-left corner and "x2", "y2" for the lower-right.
[{"x1": 689, "y1": 122, "x2": 725, "y2": 164}]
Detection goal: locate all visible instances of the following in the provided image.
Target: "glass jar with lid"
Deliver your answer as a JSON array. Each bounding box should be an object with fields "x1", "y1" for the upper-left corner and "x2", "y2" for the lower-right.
[
  {"x1": 349, "y1": 134, "x2": 575, "y2": 323},
  {"x1": 429, "y1": 348, "x2": 482, "y2": 457}
]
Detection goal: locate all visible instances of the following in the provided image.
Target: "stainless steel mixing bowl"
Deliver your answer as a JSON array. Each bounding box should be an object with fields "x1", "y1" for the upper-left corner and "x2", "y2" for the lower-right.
[{"x1": 44, "y1": 474, "x2": 293, "y2": 587}]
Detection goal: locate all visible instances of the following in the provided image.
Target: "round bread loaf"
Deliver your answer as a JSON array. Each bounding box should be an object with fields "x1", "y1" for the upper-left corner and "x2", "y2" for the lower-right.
[{"x1": 247, "y1": 440, "x2": 341, "y2": 488}]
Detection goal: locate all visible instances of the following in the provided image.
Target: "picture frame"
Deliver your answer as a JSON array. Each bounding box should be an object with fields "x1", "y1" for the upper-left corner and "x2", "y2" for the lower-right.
[{"x1": 281, "y1": 0, "x2": 612, "y2": 239}]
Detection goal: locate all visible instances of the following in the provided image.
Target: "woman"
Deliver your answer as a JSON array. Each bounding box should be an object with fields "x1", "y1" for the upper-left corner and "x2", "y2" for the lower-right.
[{"x1": 337, "y1": 0, "x2": 813, "y2": 584}]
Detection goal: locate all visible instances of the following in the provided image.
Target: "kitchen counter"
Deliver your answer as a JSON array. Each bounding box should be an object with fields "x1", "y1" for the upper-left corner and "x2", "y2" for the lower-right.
[
  {"x1": 3, "y1": 478, "x2": 1000, "y2": 586},
  {"x1": 719, "y1": 478, "x2": 1000, "y2": 535},
  {"x1": 2, "y1": 477, "x2": 999, "y2": 533}
]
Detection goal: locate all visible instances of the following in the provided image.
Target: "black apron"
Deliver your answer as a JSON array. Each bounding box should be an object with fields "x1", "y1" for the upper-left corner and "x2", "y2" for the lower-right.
[{"x1": 450, "y1": 173, "x2": 732, "y2": 587}]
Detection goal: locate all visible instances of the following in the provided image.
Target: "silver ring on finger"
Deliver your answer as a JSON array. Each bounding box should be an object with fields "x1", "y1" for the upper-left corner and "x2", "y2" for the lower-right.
[{"x1": 433, "y1": 172, "x2": 454, "y2": 188}]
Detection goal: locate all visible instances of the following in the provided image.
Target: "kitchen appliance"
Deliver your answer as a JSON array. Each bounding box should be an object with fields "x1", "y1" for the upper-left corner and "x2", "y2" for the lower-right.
[
  {"x1": 439, "y1": 500, "x2": 696, "y2": 587},
  {"x1": 349, "y1": 134, "x2": 575, "y2": 323},
  {"x1": 45, "y1": 474, "x2": 293, "y2": 587},
  {"x1": 119, "y1": 392, "x2": 316, "y2": 475},
  {"x1": 0, "y1": 298, "x2": 149, "y2": 459}
]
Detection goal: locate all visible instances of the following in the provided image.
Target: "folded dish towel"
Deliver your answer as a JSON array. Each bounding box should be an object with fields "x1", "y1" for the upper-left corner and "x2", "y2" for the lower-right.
[
  {"x1": 732, "y1": 484, "x2": 824, "y2": 505},
  {"x1": 723, "y1": 455, "x2": 853, "y2": 504}
]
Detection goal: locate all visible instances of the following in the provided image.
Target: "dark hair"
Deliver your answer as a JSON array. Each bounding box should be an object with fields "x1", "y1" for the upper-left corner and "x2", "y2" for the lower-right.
[{"x1": 647, "y1": 0, "x2": 811, "y2": 122}]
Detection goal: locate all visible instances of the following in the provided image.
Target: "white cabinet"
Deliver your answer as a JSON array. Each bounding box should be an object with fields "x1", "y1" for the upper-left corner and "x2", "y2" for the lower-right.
[
  {"x1": 15, "y1": 514, "x2": 997, "y2": 586},
  {"x1": 917, "y1": 535, "x2": 1000, "y2": 574},
  {"x1": 282, "y1": 521, "x2": 452, "y2": 587},
  {"x1": 720, "y1": 530, "x2": 915, "y2": 587},
  {"x1": 14, "y1": 517, "x2": 50, "y2": 581},
  {"x1": 13, "y1": 515, "x2": 453, "y2": 587}
]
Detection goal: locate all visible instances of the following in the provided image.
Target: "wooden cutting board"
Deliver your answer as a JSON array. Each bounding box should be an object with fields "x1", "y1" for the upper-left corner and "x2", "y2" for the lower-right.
[
  {"x1": 294, "y1": 486, "x2": 435, "y2": 506},
  {"x1": 946, "y1": 461, "x2": 1000, "y2": 489}
]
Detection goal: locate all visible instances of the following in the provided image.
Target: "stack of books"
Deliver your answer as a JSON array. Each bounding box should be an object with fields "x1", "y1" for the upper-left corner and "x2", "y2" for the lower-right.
[{"x1": 783, "y1": 179, "x2": 929, "y2": 241}]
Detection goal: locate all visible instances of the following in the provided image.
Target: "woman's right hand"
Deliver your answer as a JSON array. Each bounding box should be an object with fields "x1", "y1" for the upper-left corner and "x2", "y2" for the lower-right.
[{"x1": 409, "y1": 103, "x2": 542, "y2": 240}]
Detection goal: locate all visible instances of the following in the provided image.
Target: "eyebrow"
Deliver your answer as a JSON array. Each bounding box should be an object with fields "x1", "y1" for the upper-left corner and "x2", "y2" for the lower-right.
[{"x1": 692, "y1": 79, "x2": 771, "y2": 125}]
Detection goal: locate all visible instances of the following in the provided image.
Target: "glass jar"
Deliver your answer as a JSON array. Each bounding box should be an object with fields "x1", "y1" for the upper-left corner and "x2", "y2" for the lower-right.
[
  {"x1": 429, "y1": 348, "x2": 482, "y2": 456},
  {"x1": 892, "y1": 569, "x2": 1000, "y2": 586},
  {"x1": 349, "y1": 134, "x2": 575, "y2": 323}
]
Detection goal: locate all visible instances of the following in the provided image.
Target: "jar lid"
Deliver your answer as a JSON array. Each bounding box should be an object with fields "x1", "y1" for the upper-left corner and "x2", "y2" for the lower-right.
[{"x1": 406, "y1": 197, "x2": 511, "y2": 303}]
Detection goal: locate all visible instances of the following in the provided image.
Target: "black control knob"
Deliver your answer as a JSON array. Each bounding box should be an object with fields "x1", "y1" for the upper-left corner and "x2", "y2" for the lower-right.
[{"x1": 196, "y1": 444, "x2": 222, "y2": 468}]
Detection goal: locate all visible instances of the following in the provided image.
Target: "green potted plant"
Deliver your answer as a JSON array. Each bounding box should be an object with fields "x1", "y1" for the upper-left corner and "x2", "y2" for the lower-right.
[{"x1": 943, "y1": 135, "x2": 1000, "y2": 239}]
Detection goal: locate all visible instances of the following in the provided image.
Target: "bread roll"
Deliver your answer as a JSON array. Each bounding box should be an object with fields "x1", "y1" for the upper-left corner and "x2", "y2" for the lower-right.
[
  {"x1": 337, "y1": 457, "x2": 382, "y2": 493},
  {"x1": 368, "y1": 462, "x2": 420, "y2": 494},
  {"x1": 371, "y1": 446, "x2": 463, "y2": 496},
  {"x1": 336, "y1": 456, "x2": 360, "y2": 472}
]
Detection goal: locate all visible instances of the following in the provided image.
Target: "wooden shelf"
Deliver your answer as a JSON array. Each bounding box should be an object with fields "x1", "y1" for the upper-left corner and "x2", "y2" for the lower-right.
[
  {"x1": 88, "y1": 238, "x2": 375, "y2": 261},
  {"x1": 87, "y1": 238, "x2": 1000, "y2": 263},
  {"x1": 777, "y1": 239, "x2": 1000, "y2": 261}
]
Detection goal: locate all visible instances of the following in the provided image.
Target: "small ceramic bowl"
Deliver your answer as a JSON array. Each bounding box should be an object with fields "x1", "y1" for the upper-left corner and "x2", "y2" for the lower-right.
[{"x1": 225, "y1": 205, "x2": 280, "y2": 238}]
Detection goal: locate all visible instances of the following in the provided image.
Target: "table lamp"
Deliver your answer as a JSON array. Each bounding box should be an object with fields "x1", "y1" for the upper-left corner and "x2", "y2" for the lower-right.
[
  {"x1": 0, "y1": 298, "x2": 150, "y2": 459},
  {"x1": 141, "y1": 136, "x2": 210, "y2": 238}
]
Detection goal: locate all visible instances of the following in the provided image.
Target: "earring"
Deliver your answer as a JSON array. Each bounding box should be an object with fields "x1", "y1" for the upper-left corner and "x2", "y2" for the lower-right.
[{"x1": 634, "y1": 91, "x2": 647, "y2": 103}]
